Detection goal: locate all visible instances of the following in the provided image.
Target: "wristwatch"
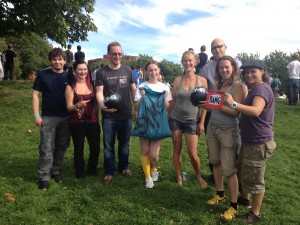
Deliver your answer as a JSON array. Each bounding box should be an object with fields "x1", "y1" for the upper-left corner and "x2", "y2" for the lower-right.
[{"x1": 230, "y1": 101, "x2": 238, "y2": 109}]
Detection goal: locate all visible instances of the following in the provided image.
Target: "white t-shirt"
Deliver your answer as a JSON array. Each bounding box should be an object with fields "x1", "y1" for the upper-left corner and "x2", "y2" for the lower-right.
[
  {"x1": 134, "y1": 81, "x2": 172, "y2": 102},
  {"x1": 287, "y1": 60, "x2": 300, "y2": 79}
]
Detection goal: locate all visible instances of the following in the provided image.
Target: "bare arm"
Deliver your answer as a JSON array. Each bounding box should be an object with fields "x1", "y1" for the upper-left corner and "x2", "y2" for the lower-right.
[
  {"x1": 32, "y1": 90, "x2": 42, "y2": 126},
  {"x1": 221, "y1": 82, "x2": 248, "y2": 117},
  {"x1": 168, "y1": 76, "x2": 181, "y2": 116},
  {"x1": 65, "y1": 85, "x2": 75, "y2": 112},
  {"x1": 224, "y1": 93, "x2": 266, "y2": 117}
]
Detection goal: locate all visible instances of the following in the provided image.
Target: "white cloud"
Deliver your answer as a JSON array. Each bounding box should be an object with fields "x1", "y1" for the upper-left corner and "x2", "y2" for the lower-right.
[{"x1": 54, "y1": 0, "x2": 300, "y2": 64}]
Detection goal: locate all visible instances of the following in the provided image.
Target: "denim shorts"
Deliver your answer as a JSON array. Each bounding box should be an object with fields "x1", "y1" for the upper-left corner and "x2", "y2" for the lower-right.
[
  {"x1": 168, "y1": 118, "x2": 197, "y2": 135},
  {"x1": 238, "y1": 139, "x2": 276, "y2": 194},
  {"x1": 206, "y1": 123, "x2": 238, "y2": 176}
]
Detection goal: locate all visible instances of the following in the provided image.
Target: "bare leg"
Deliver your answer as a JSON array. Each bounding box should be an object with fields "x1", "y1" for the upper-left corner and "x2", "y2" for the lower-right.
[
  {"x1": 227, "y1": 174, "x2": 238, "y2": 203},
  {"x1": 185, "y1": 133, "x2": 207, "y2": 188},
  {"x1": 251, "y1": 193, "x2": 264, "y2": 216},
  {"x1": 172, "y1": 130, "x2": 183, "y2": 185},
  {"x1": 213, "y1": 163, "x2": 224, "y2": 191}
]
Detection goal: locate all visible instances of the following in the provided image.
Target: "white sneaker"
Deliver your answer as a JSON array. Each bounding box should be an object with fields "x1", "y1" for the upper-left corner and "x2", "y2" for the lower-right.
[
  {"x1": 151, "y1": 171, "x2": 159, "y2": 182},
  {"x1": 145, "y1": 178, "x2": 154, "y2": 188}
]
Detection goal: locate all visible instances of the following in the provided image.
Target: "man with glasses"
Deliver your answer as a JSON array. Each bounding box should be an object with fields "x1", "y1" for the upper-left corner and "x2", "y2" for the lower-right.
[{"x1": 96, "y1": 41, "x2": 137, "y2": 185}]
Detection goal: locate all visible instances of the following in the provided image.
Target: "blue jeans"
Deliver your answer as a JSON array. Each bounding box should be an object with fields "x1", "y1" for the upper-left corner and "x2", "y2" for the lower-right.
[
  {"x1": 288, "y1": 78, "x2": 299, "y2": 104},
  {"x1": 102, "y1": 118, "x2": 132, "y2": 176}
]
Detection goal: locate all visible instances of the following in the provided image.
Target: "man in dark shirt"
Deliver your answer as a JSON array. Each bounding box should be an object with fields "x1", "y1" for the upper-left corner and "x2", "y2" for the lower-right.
[
  {"x1": 196, "y1": 45, "x2": 208, "y2": 75},
  {"x1": 3, "y1": 44, "x2": 16, "y2": 80},
  {"x1": 74, "y1": 45, "x2": 85, "y2": 62}
]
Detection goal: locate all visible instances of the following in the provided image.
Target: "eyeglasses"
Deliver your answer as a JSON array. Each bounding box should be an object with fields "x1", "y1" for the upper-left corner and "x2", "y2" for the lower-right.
[
  {"x1": 211, "y1": 45, "x2": 224, "y2": 50},
  {"x1": 110, "y1": 52, "x2": 123, "y2": 56}
]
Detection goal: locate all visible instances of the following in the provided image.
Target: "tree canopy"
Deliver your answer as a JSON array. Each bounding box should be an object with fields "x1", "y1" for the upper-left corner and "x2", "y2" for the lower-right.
[{"x1": 0, "y1": 0, "x2": 97, "y2": 46}]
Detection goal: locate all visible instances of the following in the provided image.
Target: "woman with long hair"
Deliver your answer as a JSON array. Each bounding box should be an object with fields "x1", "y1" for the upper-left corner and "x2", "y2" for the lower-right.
[{"x1": 65, "y1": 60, "x2": 100, "y2": 178}]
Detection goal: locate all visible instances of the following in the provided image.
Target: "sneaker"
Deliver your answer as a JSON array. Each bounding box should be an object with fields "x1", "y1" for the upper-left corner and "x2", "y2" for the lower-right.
[
  {"x1": 122, "y1": 169, "x2": 132, "y2": 177},
  {"x1": 38, "y1": 181, "x2": 49, "y2": 190},
  {"x1": 242, "y1": 211, "x2": 262, "y2": 224},
  {"x1": 238, "y1": 196, "x2": 251, "y2": 208},
  {"x1": 220, "y1": 206, "x2": 237, "y2": 222},
  {"x1": 52, "y1": 174, "x2": 63, "y2": 183},
  {"x1": 151, "y1": 171, "x2": 159, "y2": 182},
  {"x1": 145, "y1": 178, "x2": 154, "y2": 189},
  {"x1": 207, "y1": 195, "x2": 225, "y2": 205}
]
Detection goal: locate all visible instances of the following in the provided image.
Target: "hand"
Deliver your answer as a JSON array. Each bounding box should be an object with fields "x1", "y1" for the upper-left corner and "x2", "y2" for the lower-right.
[
  {"x1": 223, "y1": 93, "x2": 234, "y2": 105},
  {"x1": 196, "y1": 122, "x2": 205, "y2": 135},
  {"x1": 35, "y1": 117, "x2": 42, "y2": 127},
  {"x1": 77, "y1": 100, "x2": 91, "y2": 109},
  {"x1": 140, "y1": 90, "x2": 145, "y2": 96},
  {"x1": 198, "y1": 100, "x2": 206, "y2": 107},
  {"x1": 164, "y1": 91, "x2": 168, "y2": 99}
]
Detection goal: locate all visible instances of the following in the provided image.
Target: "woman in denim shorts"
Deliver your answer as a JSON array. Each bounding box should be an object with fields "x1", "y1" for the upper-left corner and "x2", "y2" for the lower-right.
[
  {"x1": 169, "y1": 50, "x2": 208, "y2": 188},
  {"x1": 224, "y1": 60, "x2": 276, "y2": 224}
]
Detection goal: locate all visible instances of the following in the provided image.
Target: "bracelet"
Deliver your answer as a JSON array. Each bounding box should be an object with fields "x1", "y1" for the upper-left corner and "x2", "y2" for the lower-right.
[{"x1": 34, "y1": 114, "x2": 40, "y2": 119}]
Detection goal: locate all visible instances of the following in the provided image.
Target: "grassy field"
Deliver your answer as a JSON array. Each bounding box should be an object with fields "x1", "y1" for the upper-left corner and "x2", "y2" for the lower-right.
[{"x1": 0, "y1": 81, "x2": 299, "y2": 225}]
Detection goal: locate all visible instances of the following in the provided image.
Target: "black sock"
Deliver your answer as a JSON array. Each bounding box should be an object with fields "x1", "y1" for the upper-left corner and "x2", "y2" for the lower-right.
[
  {"x1": 217, "y1": 191, "x2": 224, "y2": 198},
  {"x1": 230, "y1": 202, "x2": 238, "y2": 210}
]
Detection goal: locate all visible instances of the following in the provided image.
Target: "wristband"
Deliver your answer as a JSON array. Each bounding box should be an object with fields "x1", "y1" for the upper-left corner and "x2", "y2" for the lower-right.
[{"x1": 34, "y1": 114, "x2": 40, "y2": 119}]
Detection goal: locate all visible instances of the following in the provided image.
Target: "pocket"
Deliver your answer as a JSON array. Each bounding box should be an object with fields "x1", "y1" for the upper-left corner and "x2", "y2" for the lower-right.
[{"x1": 265, "y1": 140, "x2": 276, "y2": 159}]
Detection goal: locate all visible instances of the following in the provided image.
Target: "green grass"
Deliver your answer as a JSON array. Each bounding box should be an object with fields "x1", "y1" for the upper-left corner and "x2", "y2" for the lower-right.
[{"x1": 0, "y1": 81, "x2": 300, "y2": 225}]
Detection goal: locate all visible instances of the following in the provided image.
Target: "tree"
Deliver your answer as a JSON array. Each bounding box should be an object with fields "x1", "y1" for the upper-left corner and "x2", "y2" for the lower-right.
[
  {"x1": 159, "y1": 59, "x2": 182, "y2": 83},
  {"x1": 1, "y1": 34, "x2": 52, "y2": 79},
  {"x1": 0, "y1": 0, "x2": 97, "y2": 46},
  {"x1": 236, "y1": 52, "x2": 260, "y2": 65},
  {"x1": 264, "y1": 50, "x2": 290, "y2": 92}
]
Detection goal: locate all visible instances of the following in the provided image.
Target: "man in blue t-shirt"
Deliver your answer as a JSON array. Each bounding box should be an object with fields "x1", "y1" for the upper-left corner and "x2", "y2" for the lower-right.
[{"x1": 32, "y1": 48, "x2": 70, "y2": 190}]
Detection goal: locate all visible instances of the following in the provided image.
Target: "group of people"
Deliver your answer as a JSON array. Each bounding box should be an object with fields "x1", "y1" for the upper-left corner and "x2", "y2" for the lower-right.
[
  {"x1": 32, "y1": 39, "x2": 276, "y2": 224},
  {"x1": 0, "y1": 44, "x2": 17, "y2": 81}
]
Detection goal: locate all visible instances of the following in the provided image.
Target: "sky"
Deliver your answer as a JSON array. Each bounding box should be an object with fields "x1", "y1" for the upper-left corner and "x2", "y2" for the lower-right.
[{"x1": 52, "y1": 0, "x2": 300, "y2": 65}]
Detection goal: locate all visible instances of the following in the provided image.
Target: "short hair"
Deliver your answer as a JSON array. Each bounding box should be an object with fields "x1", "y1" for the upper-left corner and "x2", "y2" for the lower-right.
[
  {"x1": 67, "y1": 44, "x2": 72, "y2": 49},
  {"x1": 77, "y1": 45, "x2": 81, "y2": 51},
  {"x1": 107, "y1": 41, "x2": 122, "y2": 53},
  {"x1": 48, "y1": 48, "x2": 67, "y2": 61},
  {"x1": 200, "y1": 45, "x2": 206, "y2": 51}
]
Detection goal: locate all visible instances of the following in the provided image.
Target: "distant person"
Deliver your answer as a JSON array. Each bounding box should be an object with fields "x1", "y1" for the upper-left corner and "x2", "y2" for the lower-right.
[
  {"x1": 286, "y1": 52, "x2": 300, "y2": 105},
  {"x1": 3, "y1": 44, "x2": 16, "y2": 80},
  {"x1": 270, "y1": 73, "x2": 281, "y2": 97},
  {"x1": 195, "y1": 45, "x2": 208, "y2": 75},
  {"x1": 137, "y1": 66, "x2": 144, "y2": 82},
  {"x1": 224, "y1": 60, "x2": 276, "y2": 224},
  {"x1": 92, "y1": 63, "x2": 105, "y2": 84},
  {"x1": 0, "y1": 53, "x2": 3, "y2": 81},
  {"x1": 74, "y1": 45, "x2": 85, "y2": 62},
  {"x1": 32, "y1": 48, "x2": 70, "y2": 190},
  {"x1": 134, "y1": 60, "x2": 172, "y2": 188},
  {"x1": 169, "y1": 50, "x2": 208, "y2": 188},
  {"x1": 64, "y1": 44, "x2": 74, "y2": 69},
  {"x1": 131, "y1": 65, "x2": 140, "y2": 85},
  {"x1": 188, "y1": 48, "x2": 194, "y2": 52},
  {"x1": 65, "y1": 60, "x2": 100, "y2": 178},
  {"x1": 95, "y1": 41, "x2": 136, "y2": 186}
]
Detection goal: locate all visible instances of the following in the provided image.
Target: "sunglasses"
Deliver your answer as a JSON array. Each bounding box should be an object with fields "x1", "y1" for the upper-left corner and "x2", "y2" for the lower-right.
[
  {"x1": 110, "y1": 52, "x2": 123, "y2": 56},
  {"x1": 211, "y1": 45, "x2": 224, "y2": 50}
]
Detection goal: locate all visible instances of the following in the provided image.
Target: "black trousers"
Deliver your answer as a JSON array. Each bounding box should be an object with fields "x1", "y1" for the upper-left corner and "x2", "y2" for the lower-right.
[{"x1": 69, "y1": 122, "x2": 100, "y2": 178}]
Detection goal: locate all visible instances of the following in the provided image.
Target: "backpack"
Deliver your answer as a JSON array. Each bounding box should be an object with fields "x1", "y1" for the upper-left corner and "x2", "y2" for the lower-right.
[{"x1": 272, "y1": 78, "x2": 280, "y2": 88}]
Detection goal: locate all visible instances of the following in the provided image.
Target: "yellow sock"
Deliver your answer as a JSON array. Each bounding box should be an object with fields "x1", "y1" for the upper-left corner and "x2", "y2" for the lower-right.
[
  {"x1": 140, "y1": 156, "x2": 151, "y2": 179},
  {"x1": 150, "y1": 167, "x2": 157, "y2": 173}
]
